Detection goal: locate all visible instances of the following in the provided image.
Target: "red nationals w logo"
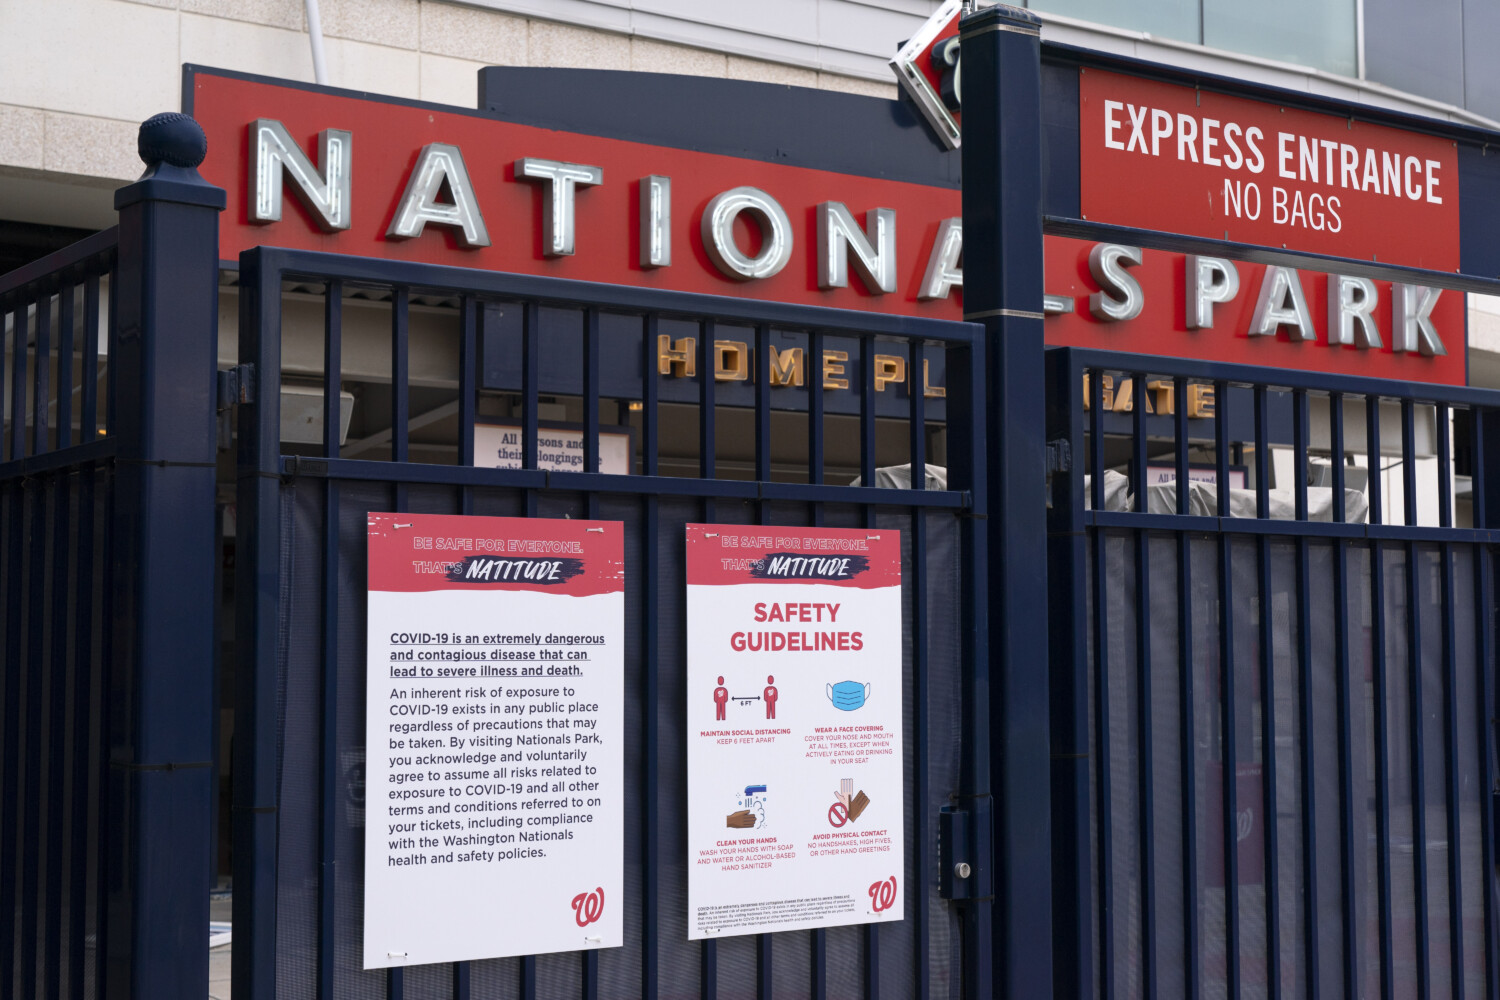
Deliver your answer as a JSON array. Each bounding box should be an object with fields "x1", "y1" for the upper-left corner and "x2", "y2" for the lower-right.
[
  {"x1": 571, "y1": 887, "x2": 605, "y2": 927},
  {"x1": 868, "y1": 876, "x2": 897, "y2": 914}
]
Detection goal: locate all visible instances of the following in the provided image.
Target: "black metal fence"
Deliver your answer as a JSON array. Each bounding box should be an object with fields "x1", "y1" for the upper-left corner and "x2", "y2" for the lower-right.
[
  {"x1": 1048, "y1": 346, "x2": 1500, "y2": 1000},
  {"x1": 0, "y1": 229, "x2": 117, "y2": 1000},
  {"x1": 232, "y1": 247, "x2": 993, "y2": 1000},
  {"x1": 0, "y1": 124, "x2": 224, "y2": 1000}
]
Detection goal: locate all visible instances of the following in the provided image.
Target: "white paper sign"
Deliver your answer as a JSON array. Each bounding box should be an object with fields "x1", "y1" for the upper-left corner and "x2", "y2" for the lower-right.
[
  {"x1": 364, "y1": 513, "x2": 624, "y2": 968},
  {"x1": 685, "y1": 524, "x2": 905, "y2": 939},
  {"x1": 473, "y1": 423, "x2": 631, "y2": 475}
]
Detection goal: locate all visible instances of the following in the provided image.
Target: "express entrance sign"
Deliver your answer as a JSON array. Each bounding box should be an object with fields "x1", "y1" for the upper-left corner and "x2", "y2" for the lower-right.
[{"x1": 1080, "y1": 68, "x2": 1461, "y2": 272}]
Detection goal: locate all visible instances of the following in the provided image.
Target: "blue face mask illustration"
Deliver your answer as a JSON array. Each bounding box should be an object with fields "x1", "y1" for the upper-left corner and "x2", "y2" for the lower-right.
[{"x1": 826, "y1": 680, "x2": 870, "y2": 711}]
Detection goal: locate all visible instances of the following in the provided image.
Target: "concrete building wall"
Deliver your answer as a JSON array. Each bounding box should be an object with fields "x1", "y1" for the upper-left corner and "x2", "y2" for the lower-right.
[{"x1": 0, "y1": 0, "x2": 904, "y2": 230}]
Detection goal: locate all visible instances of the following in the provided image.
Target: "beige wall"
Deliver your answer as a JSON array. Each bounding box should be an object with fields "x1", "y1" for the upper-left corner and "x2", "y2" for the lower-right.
[{"x1": 0, "y1": 0, "x2": 898, "y2": 227}]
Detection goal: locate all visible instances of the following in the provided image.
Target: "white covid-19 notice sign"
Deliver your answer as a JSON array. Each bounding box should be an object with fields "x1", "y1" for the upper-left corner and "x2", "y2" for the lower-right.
[
  {"x1": 685, "y1": 524, "x2": 905, "y2": 939},
  {"x1": 364, "y1": 513, "x2": 624, "y2": 968}
]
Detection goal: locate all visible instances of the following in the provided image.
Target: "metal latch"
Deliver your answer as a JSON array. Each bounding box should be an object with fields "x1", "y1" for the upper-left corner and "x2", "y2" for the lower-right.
[
  {"x1": 1045, "y1": 437, "x2": 1072, "y2": 508},
  {"x1": 939, "y1": 797, "x2": 993, "y2": 900}
]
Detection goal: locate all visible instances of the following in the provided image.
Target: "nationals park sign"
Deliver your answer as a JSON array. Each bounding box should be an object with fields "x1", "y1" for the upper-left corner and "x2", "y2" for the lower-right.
[{"x1": 185, "y1": 55, "x2": 1473, "y2": 386}]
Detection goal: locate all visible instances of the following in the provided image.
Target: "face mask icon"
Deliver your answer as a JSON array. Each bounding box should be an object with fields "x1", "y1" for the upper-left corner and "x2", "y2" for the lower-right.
[{"x1": 826, "y1": 680, "x2": 870, "y2": 711}]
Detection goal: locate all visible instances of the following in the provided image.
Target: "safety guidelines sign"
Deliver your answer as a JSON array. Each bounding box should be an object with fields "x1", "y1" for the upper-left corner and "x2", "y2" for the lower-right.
[
  {"x1": 685, "y1": 524, "x2": 905, "y2": 938},
  {"x1": 363, "y1": 513, "x2": 624, "y2": 968}
]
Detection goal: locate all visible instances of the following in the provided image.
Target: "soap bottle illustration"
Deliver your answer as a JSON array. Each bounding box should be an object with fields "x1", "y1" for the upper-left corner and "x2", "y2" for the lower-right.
[{"x1": 826, "y1": 680, "x2": 870, "y2": 711}]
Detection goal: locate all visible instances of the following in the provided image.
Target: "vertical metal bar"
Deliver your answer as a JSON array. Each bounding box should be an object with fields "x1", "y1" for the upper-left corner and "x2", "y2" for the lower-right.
[
  {"x1": 1401, "y1": 400, "x2": 1417, "y2": 527},
  {"x1": 391, "y1": 287, "x2": 409, "y2": 464},
  {"x1": 583, "y1": 949, "x2": 599, "y2": 1000},
  {"x1": 1371, "y1": 541, "x2": 1395, "y2": 1000},
  {"x1": 1292, "y1": 390, "x2": 1320, "y2": 1000},
  {"x1": 809, "y1": 331, "x2": 824, "y2": 488},
  {"x1": 1439, "y1": 541, "x2": 1464, "y2": 1000},
  {"x1": 458, "y1": 297, "x2": 476, "y2": 473},
  {"x1": 641, "y1": 516, "x2": 659, "y2": 1000},
  {"x1": 57, "y1": 282, "x2": 74, "y2": 450},
  {"x1": 1135, "y1": 523, "x2": 1156, "y2": 999},
  {"x1": 1333, "y1": 533, "x2": 1359, "y2": 1000},
  {"x1": 910, "y1": 340, "x2": 927, "y2": 493},
  {"x1": 81, "y1": 274, "x2": 99, "y2": 440},
  {"x1": 1214, "y1": 380, "x2": 1230, "y2": 520},
  {"x1": 698, "y1": 318, "x2": 716, "y2": 1000},
  {"x1": 20, "y1": 448, "x2": 49, "y2": 1000},
  {"x1": 699, "y1": 319, "x2": 715, "y2": 482},
  {"x1": 865, "y1": 922, "x2": 880, "y2": 1000},
  {"x1": 810, "y1": 929, "x2": 827, "y2": 1000},
  {"x1": 521, "y1": 301, "x2": 539, "y2": 519},
  {"x1": 583, "y1": 307, "x2": 599, "y2": 477},
  {"x1": 1331, "y1": 393, "x2": 1346, "y2": 524},
  {"x1": 1253, "y1": 387, "x2": 1269, "y2": 519},
  {"x1": 32, "y1": 292, "x2": 50, "y2": 454},
  {"x1": 754, "y1": 324, "x2": 771, "y2": 484},
  {"x1": 910, "y1": 337, "x2": 929, "y2": 1000},
  {"x1": 641, "y1": 315, "x2": 660, "y2": 999},
  {"x1": 234, "y1": 250, "x2": 285, "y2": 1000},
  {"x1": 756, "y1": 936, "x2": 772, "y2": 1000},
  {"x1": 1175, "y1": 377, "x2": 1189, "y2": 517},
  {"x1": 44, "y1": 465, "x2": 73, "y2": 1000},
  {"x1": 860, "y1": 337, "x2": 876, "y2": 489},
  {"x1": 451, "y1": 293, "x2": 475, "y2": 994},
  {"x1": 582, "y1": 307, "x2": 600, "y2": 522},
  {"x1": 11, "y1": 291, "x2": 28, "y2": 458},
  {"x1": 1218, "y1": 530, "x2": 1240, "y2": 1000},
  {"x1": 699, "y1": 316, "x2": 715, "y2": 551},
  {"x1": 1367, "y1": 396, "x2": 1383, "y2": 525},
  {"x1": 1475, "y1": 543, "x2": 1498, "y2": 1000},
  {"x1": 520, "y1": 956, "x2": 536, "y2": 1000},
  {"x1": 1437, "y1": 405, "x2": 1452, "y2": 529},
  {"x1": 1215, "y1": 381, "x2": 1240, "y2": 1000},
  {"x1": 701, "y1": 937, "x2": 717, "y2": 1000},
  {"x1": 0, "y1": 300, "x2": 11, "y2": 455},
  {"x1": 95, "y1": 466, "x2": 116, "y2": 1000},
  {"x1": 1406, "y1": 537, "x2": 1431, "y2": 1000},
  {"x1": 1092, "y1": 499, "x2": 1115, "y2": 1000},
  {"x1": 641, "y1": 316, "x2": 659, "y2": 478},
  {"x1": 318, "y1": 282, "x2": 341, "y2": 1000},
  {"x1": 1091, "y1": 370, "x2": 1104, "y2": 512},
  {"x1": 1173, "y1": 372, "x2": 1199, "y2": 1000},
  {"x1": 323, "y1": 283, "x2": 342, "y2": 460},
  {"x1": 911, "y1": 504, "x2": 930, "y2": 1000},
  {"x1": 454, "y1": 297, "x2": 476, "y2": 1000},
  {"x1": 67, "y1": 460, "x2": 97, "y2": 1000},
  {"x1": 106, "y1": 262, "x2": 117, "y2": 436},
  {"x1": 388, "y1": 967, "x2": 404, "y2": 1000},
  {"x1": 1293, "y1": 391, "x2": 1309, "y2": 522},
  {"x1": 1257, "y1": 530, "x2": 1281, "y2": 1000},
  {"x1": 1132, "y1": 373, "x2": 1147, "y2": 514}
]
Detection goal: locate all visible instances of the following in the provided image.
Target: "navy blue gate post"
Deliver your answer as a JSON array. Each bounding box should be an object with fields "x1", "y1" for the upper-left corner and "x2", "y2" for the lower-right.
[
  {"x1": 959, "y1": 6, "x2": 1054, "y2": 999},
  {"x1": 106, "y1": 114, "x2": 224, "y2": 997}
]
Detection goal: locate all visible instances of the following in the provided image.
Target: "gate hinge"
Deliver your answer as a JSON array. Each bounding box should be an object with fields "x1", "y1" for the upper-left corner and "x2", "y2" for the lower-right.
[
  {"x1": 939, "y1": 796, "x2": 994, "y2": 901},
  {"x1": 217, "y1": 364, "x2": 256, "y2": 410},
  {"x1": 216, "y1": 364, "x2": 255, "y2": 450},
  {"x1": 1045, "y1": 438, "x2": 1072, "y2": 509}
]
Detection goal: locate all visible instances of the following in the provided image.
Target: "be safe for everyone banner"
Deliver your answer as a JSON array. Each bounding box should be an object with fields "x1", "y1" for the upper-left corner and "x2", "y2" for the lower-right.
[
  {"x1": 685, "y1": 525, "x2": 905, "y2": 939},
  {"x1": 363, "y1": 513, "x2": 624, "y2": 968}
]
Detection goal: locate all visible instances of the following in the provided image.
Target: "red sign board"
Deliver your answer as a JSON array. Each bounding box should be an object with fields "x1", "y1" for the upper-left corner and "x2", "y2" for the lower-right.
[
  {"x1": 1043, "y1": 236, "x2": 1466, "y2": 386},
  {"x1": 190, "y1": 72, "x2": 960, "y2": 322},
  {"x1": 188, "y1": 69, "x2": 1467, "y2": 386},
  {"x1": 1079, "y1": 68, "x2": 1461, "y2": 273}
]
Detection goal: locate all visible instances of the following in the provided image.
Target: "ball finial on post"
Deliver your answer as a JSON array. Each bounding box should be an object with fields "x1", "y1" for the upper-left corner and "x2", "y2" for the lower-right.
[{"x1": 137, "y1": 112, "x2": 208, "y2": 169}]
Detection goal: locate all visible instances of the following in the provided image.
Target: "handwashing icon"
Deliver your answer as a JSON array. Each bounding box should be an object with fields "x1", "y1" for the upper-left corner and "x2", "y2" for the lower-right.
[{"x1": 826, "y1": 680, "x2": 870, "y2": 711}]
